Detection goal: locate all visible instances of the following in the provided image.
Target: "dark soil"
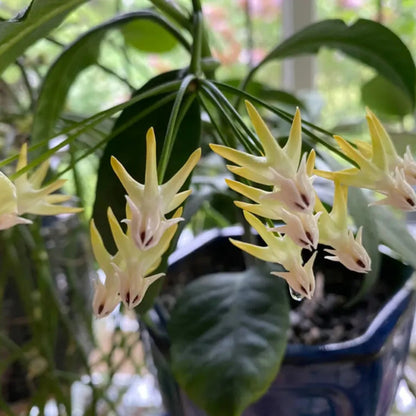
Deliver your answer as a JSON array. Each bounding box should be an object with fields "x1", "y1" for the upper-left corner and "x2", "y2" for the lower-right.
[{"x1": 162, "y1": 232, "x2": 410, "y2": 346}]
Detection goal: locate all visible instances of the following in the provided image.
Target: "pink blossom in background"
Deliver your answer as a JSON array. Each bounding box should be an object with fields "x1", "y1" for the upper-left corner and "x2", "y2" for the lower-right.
[
  {"x1": 203, "y1": 4, "x2": 242, "y2": 66},
  {"x1": 236, "y1": 0, "x2": 282, "y2": 19},
  {"x1": 339, "y1": 0, "x2": 364, "y2": 9},
  {"x1": 240, "y1": 47, "x2": 267, "y2": 66},
  {"x1": 147, "y1": 55, "x2": 172, "y2": 73}
]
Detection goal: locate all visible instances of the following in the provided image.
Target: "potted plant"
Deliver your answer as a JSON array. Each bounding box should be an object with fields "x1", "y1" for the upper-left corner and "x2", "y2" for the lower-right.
[{"x1": 1, "y1": 0, "x2": 416, "y2": 415}]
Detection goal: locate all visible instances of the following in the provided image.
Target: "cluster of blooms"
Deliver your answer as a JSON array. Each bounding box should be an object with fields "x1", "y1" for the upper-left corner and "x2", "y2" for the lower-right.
[
  {"x1": 211, "y1": 102, "x2": 416, "y2": 300},
  {"x1": 0, "y1": 143, "x2": 82, "y2": 230},
  {"x1": 90, "y1": 128, "x2": 201, "y2": 318}
]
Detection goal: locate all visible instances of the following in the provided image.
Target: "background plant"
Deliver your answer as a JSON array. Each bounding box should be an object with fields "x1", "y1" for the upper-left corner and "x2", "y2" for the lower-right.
[{"x1": 2, "y1": 0, "x2": 416, "y2": 415}]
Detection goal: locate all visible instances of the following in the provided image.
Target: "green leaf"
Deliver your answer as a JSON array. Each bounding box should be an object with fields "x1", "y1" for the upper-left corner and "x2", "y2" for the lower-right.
[
  {"x1": 32, "y1": 11, "x2": 190, "y2": 144},
  {"x1": 361, "y1": 75, "x2": 413, "y2": 118},
  {"x1": 121, "y1": 19, "x2": 178, "y2": 53},
  {"x1": 223, "y1": 78, "x2": 305, "y2": 109},
  {"x1": 168, "y1": 266, "x2": 289, "y2": 416},
  {"x1": 250, "y1": 19, "x2": 416, "y2": 106},
  {"x1": 0, "y1": 0, "x2": 87, "y2": 75},
  {"x1": 347, "y1": 188, "x2": 381, "y2": 303},
  {"x1": 373, "y1": 205, "x2": 416, "y2": 269},
  {"x1": 92, "y1": 69, "x2": 201, "y2": 311}
]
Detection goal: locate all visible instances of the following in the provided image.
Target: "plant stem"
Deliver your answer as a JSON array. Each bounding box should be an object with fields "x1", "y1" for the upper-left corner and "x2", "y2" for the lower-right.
[
  {"x1": 149, "y1": 0, "x2": 191, "y2": 30},
  {"x1": 158, "y1": 74, "x2": 196, "y2": 182},
  {"x1": 190, "y1": 11, "x2": 203, "y2": 75}
]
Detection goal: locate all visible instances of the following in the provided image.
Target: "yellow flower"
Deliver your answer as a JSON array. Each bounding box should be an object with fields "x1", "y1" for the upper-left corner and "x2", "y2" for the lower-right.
[
  {"x1": 315, "y1": 181, "x2": 371, "y2": 273},
  {"x1": 14, "y1": 143, "x2": 83, "y2": 216},
  {"x1": 90, "y1": 206, "x2": 183, "y2": 314},
  {"x1": 315, "y1": 110, "x2": 416, "y2": 211},
  {"x1": 111, "y1": 127, "x2": 201, "y2": 250},
  {"x1": 0, "y1": 172, "x2": 31, "y2": 229},
  {"x1": 230, "y1": 210, "x2": 317, "y2": 299},
  {"x1": 210, "y1": 101, "x2": 315, "y2": 213},
  {"x1": 225, "y1": 178, "x2": 319, "y2": 250}
]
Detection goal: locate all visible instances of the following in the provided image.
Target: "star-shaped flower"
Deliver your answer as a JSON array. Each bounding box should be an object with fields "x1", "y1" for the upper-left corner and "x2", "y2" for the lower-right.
[
  {"x1": 0, "y1": 172, "x2": 31, "y2": 230},
  {"x1": 210, "y1": 101, "x2": 315, "y2": 213},
  {"x1": 315, "y1": 181, "x2": 371, "y2": 273},
  {"x1": 225, "y1": 178, "x2": 319, "y2": 250},
  {"x1": 111, "y1": 127, "x2": 201, "y2": 250},
  {"x1": 315, "y1": 110, "x2": 416, "y2": 211},
  {"x1": 14, "y1": 143, "x2": 82, "y2": 217},
  {"x1": 230, "y1": 210, "x2": 317, "y2": 299}
]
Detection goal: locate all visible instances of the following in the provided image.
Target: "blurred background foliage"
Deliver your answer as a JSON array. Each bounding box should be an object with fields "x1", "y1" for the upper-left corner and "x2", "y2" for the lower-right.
[{"x1": 1, "y1": 0, "x2": 416, "y2": 414}]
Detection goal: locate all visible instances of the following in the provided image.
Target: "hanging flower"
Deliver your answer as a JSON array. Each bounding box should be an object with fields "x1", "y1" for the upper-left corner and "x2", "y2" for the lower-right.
[
  {"x1": 225, "y1": 178, "x2": 319, "y2": 249},
  {"x1": 110, "y1": 127, "x2": 201, "y2": 250},
  {"x1": 14, "y1": 143, "x2": 83, "y2": 216},
  {"x1": 0, "y1": 172, "x2": 31, "y2": 230},
  {"x1": 0, "y1": 144, "x2": 82, "y2": 230},
  {"x1": 315, "y1": 181, "x2": 371, "y2": 273},
  {"x1": 230, "y1": 210, "x2": 317, "y2": 299},
  {"x1": 315, "y1": 110, "x2": 416, "y2": 211},
  {"x1": 210, "y1": 101, "x2": 315, "y2": 213},
  {"x1": 90, "y1": 206, "x2": 183, "y2": 314}
]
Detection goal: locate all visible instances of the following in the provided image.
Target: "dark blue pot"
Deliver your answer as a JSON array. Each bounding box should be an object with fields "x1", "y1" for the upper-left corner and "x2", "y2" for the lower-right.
[{"x1": 151, "y1": 227, "x2": 416, "y2": 416}]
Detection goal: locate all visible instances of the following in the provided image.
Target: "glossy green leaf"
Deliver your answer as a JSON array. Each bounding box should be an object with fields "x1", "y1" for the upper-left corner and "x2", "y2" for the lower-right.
[
  {"x1": 92, "y1": 69, "x2": 201, "y2": 311},
  {"x1": 250, "y1": 19, "x2": 416, "y2": 105},
  {"x1": 121, "y1": 19, "x2": 178, "y2": 52},
  {"x1": 346, "y1": 188, "x2": 381, "y2": 304},
  {"x1": 223, "y1": 78, "x2": 305, "y2": 109},
  {"x1": 32, "y1": 11, "x2": 190, "y2": 144},
  {"x1": 361, "y1": 75, "x2": 413, "y2": 118},
  {"x1": 373, "y1": 206, "x2": 416, "y2": 269},
  {"x1": 0, "y1": 0, "x2": 87, "y2": 75},
  {"x1": 168, "y1": 267, "x2": 289, "y2": 416}
]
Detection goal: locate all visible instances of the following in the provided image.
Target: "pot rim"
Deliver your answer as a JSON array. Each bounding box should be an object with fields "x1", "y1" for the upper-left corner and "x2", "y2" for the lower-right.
[{"x1": 167, "y1": 226, "x2": 416, "y2": 362}]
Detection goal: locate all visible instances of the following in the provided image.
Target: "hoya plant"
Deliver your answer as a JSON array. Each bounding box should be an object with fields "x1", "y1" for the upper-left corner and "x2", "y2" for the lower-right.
[{"x1": 1, "y1": 0, "x2": 416, "y2": 414}]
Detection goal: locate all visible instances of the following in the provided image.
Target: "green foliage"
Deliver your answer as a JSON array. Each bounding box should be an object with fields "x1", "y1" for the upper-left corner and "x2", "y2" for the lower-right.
[
  {"x1": 168, "y1": 266, "x2": 290, "y2": 416},
  {"x1": 250, "y1": 19, "x2": 416, "y2": 106},
  {"x1": 121, "y1": 18, "x2": 179, "y2": 53},
  {"x1": 0, "y1": 0, "x2": 87, "y2": 75},
  {"x1": 361, "y1": 75, "x2": 413, "y2": 118},
  {"x1": 32, "y1": 11, "x2": 190, "y2": 144},
  {"x1": 92, "y1": 69, "x2": 201, "y2": 312}
]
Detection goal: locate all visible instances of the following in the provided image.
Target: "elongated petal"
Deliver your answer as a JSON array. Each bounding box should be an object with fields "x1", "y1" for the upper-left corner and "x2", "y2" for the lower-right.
[
  {"x1": 229, "y1": 238, "x2": 276, "y2": 262},
  {"x1": 110, "y1": 156, "x2": 144, "y2": 203},
  {"x1": 210, "y1": 143, "x2": 265, "y2": 171},
  {"x1": 245, "y1": 101, "x2": 289, "y2": 169},
  {"x1": 225, "y1": 178, "x2": 265, "y2": 203},
  {"x1": 144, "y1": 128, "x2": 160, "y2": 199},
  {"x1": 90, "y1": 219, "x2": 114, "y2": 277},
  {"x1": 161, "y1": 147, "x2": 201, "y2": 212},
  {"x1": 283, "y1": 107, "x2": 302, "y2": 164},
  {"x1": 366, "y1": 108, "x2": 398, "y2": 167},
  {"x1": 30, "y1": 160, "x2": 50, "y2": 188},
  {"x1": 108, "y1": 207, "x2": 130, "y2": 254}
]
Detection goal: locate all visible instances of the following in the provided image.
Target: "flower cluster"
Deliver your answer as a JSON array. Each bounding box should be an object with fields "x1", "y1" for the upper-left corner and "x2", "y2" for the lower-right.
[
  {"x1": 211, "y1": 102, "x2": 378, "y2": 299},
  {"x1": 0, "y1": 143, "x2": 82, "y2": 230},
  {"x1": 315, "y1": 109, "x2": 416, "y2": 211},
  {"x1": 90, "y1": 128, "x2": 201, "y2": 318}
]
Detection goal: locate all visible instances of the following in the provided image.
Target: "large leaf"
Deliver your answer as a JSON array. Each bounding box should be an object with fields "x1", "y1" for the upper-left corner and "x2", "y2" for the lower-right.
[
  {"x1": 361, "y1": 75, "x2": 413, "y2": 118},
  {"x1": 32, "y1": 11, "x2": 190, "y2": 144},
  {"x1": 168, "y1": 267, "x2": 290, "y2": 416},
  {"x1": 121, "y1": 19, "x2": 178, "y2": 53},
  {"x1": 0, "y1": 0, "x2": 87, "y2": 75},
  {"x1": 373, "y1": 206, "x2": 416, "y2": 269},
  {"x1": 92, "y1": 69, "x2": 201, "y2": 311},
  {"x1": 250, "y1": 19, "x2": 416, "y2": 106}
]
